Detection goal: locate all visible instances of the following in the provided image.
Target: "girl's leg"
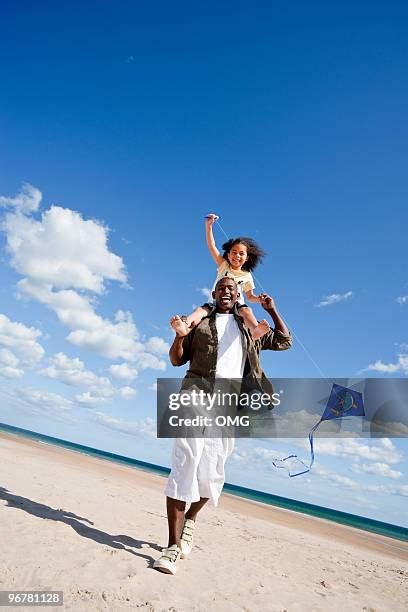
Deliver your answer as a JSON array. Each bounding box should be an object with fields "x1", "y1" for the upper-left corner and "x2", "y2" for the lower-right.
[
  {"x1": 170, "y1": 306, "x2": 210, "y2": 337},
  {"x1": 184, "y1": 306, "x2": 211, "y2": 329},
  {"x1": 170, "y1": 315, "x2": 190, "y2": 337},
  {"x1": 240, "y1": 306, "x2": 270, "y2": 340}
]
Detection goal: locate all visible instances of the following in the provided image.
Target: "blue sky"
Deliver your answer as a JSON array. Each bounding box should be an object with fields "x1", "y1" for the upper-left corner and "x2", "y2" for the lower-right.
[{"x1": 1, "y1": 1, "x2": 407, "y2": 526}]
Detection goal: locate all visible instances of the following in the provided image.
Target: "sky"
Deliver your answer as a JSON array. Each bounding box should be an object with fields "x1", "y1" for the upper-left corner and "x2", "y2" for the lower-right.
[{"x1": 0, "y1": 1, "x2": 407, "y2": 527}]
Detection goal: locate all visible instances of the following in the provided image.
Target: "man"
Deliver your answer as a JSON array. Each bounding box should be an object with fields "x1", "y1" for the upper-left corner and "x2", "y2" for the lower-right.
[{"x1": 153, "y1": 277, "x2": 291, "y2": 574}]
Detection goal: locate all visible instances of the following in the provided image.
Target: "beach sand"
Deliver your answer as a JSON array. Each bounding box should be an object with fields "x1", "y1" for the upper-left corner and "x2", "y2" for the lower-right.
[{"x1": 0, "y1": 432, "x2": 407, "y2": 611}]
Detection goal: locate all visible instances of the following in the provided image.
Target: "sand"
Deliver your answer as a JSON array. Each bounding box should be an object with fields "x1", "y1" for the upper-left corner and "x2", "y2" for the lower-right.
[{"x1": 0, "y1": 431, "x2": 407, "y2": 611}]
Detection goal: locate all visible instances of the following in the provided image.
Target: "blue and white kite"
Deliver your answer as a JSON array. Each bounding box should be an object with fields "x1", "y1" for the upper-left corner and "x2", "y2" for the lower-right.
[{"x1": 273, "y1": 383, "x2": 365, "y2": 477}]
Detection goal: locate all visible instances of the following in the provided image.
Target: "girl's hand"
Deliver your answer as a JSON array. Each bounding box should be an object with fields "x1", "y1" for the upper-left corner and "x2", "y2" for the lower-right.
[{"x1": 205, "y1": 213, "x2": 218, "y2": 226}]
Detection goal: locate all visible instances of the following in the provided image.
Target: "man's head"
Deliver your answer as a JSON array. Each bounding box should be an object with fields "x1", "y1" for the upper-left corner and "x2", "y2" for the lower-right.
[{"x1": 212, "y1": 277, "x2": 239, "y2": 313}]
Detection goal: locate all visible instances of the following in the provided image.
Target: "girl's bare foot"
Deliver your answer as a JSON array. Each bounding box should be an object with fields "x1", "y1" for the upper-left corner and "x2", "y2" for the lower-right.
[
  {"x1": 251, "y1": 319, "x2": 270, "y2": 340},
  {"x1": 170, "y1": 315, "x2": 190, "y2": 337}
]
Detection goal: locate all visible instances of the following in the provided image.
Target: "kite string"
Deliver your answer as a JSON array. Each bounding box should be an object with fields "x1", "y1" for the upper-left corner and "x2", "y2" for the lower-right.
[{"x1": 215, "y1": 218, "x2": 331, "y2": 383}]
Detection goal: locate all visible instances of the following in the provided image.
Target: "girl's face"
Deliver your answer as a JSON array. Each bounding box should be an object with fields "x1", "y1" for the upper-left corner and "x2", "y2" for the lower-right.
[{"x1": 227, "y1": 243, "x2": 248, "y2": 270}]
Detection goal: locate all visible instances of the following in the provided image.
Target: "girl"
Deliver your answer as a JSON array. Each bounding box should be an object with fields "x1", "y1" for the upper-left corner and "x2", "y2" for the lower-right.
[{"x1": 172, "y1": 214, "x2": 270, "y2": 339}]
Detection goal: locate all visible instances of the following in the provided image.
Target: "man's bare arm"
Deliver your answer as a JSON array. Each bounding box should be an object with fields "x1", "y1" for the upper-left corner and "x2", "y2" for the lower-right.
[
  {"x1": 169, "y1": 315, "x2": 189, "y2": 365},
  {"x1": 261, "y1": 295, "x2": 290, "y2": 336},
  {"x1": 169, "y1": 335, "x2": 185, "y2": 366}
]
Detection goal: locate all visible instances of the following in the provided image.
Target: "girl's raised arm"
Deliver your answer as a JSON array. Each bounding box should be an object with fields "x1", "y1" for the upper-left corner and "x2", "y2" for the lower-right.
[{"x1": 205, "y1": 214, "x2": 224, "y2": 266}]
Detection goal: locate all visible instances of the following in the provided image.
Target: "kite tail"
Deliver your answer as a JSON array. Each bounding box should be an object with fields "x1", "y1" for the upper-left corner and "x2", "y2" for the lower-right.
[{"x1": 272, "y1": 419, "x2": 323, "y2": 477}]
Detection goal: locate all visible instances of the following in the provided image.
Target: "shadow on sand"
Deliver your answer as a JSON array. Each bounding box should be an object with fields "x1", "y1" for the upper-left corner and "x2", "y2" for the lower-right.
[{"x1": 0, "y1": 486, "x2": 161, "y2": 567}]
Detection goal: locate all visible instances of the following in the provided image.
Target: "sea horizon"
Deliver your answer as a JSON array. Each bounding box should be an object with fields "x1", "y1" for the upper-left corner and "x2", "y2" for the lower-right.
[{"x1": 1, "y1": 420, "x2": 407, "y2": 543}]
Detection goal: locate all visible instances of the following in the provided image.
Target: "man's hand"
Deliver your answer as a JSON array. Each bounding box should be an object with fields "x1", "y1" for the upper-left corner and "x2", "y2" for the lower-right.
[
  {"x1": 260, "y1": 294, "x2": 275, "y2": 311},
  {"x1": 260, "y1": 294, "x2": 290, "y2": 337}
]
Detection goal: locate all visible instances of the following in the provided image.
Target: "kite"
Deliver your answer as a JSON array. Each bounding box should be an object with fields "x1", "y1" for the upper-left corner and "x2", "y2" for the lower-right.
[{"x1": 272, "y1": 383, "x2": 365, "y2": 477}]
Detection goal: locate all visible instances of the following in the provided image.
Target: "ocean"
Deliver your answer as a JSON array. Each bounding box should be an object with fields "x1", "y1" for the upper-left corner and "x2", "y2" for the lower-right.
[{"x1": 1, "y1": 421, "x2": 407, "y2": 542}]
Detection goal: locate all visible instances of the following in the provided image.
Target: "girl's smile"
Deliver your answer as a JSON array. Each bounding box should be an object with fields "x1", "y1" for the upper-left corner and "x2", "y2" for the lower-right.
[{"x1": 227, "y1": 243, "x2": 248, "y2": 269}]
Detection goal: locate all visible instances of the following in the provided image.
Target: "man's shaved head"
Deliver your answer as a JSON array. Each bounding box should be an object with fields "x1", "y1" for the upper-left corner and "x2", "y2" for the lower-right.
[{"x1": 215, "y1": 276, "x2": 238, "y2": 290}]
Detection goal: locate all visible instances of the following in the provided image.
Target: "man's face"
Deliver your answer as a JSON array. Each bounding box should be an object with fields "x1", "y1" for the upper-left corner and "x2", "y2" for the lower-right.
[{"x1": 212, "y1": 278, "x2": 239, "y2": 313}]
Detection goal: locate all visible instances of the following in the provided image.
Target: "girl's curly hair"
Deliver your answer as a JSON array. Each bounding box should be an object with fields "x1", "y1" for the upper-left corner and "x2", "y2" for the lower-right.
[{"x1": 221, "y1": 237, "x2": 265, "y2": 272}]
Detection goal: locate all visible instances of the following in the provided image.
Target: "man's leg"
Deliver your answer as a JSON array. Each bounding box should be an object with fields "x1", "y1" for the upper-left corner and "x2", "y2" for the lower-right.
[
  {"x1": 166, "y1": 496, "x2": 186, "y2": 547},
  {"x1": 166, "y1": 496, "x2": 209, "y2": 548},
  {"x1": 185, "y1": 496, "x2": 209, "y2": 521},
  {"x1": 153, "y1": 497, "x2": 185, "y2": 574},
  {"x1": 178, "y1": 496, "x2": 209, "y2": 558}
]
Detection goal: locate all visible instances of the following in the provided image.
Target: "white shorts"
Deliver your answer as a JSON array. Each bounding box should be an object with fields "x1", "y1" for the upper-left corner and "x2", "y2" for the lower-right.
[{"x1": 164, "y1": 437, "x2": 235, "y2": 507}]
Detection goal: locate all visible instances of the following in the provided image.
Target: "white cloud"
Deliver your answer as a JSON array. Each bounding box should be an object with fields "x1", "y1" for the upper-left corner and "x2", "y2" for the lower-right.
[
  {"x1": 314, "y1": 466, "x2": 360, "y2": 491},
  {"x1": 0, "y1": 313, "x2": 44, "y2": 379},
  {"x1": 39, "y1": 352, "x2": 136, "y2": 405},
  {"x1": 0, "y1": 185, "x2": 168, "y2": 374},
  {"x1": 18, "y1": 281, "x2": 167, "y2": 368},
  {"x1": 0, "y1": 365, "x2": 24, "y2": 379},
  {"x1": 351, "y1": 462, "x2": 403, "y2": 480},
  {"x1": 66, "y1": 309, "x2": 139, "y2": 359},
  {"x1": 199, "y1": 287, "x2": 212, "y2": 301},
  {"x1": 75, "y1": 383, "x2": 136, "y2": 406},
  {"x1": 93, "y1": 411, "x2": 155, "y2": 437},
  {"x1": 381, "y1": 437, "x2": 394, "y2": 450},
  {"x1": 311, "y1": 438, "x2": 403, "y2": 465},
  {"x1": 0, "y1": 313, "x2": 44, "y2": 365},
  {"x1": 0, "y1": 183, "x2": 42, "y2": 213},
  {"x1": 0, "y1": 348, "x2": 19, "y2": 367},
  {"x1": 18, "y1": 283, "x2": 152, "y2": 363},
  {"x1": 316, "y1": 291, "x2": 353, "y2": 307},
  {"x1": 15, "y1": 386, "x2": 74, "y2": 412},
  {"x1": 75, "y1": 391, "x2": 105, "y2": 406},
  {"x1": 149, "y1": 381, "x2": 157, "y2": 391},
  {"x1": 0, "y1": 348, "x2": 24, "y2": 379},
  {"x1": 368, "y1": 419, "x2": 408, "y2": 437},
  {"x1": 3, "y1": 205, "x2": 126, "y2": 293},
  {"x1": 230, "y1": 445, "x2": 297, "y2": 468},
  {"x1": 1, "y1": 186, "x2": 167, "y2": 372},
  {"x1": 361, "y1": 353, "x2": 408, "y2": 375},
  {"x1": 144, "y1": 336, "x2": 169, "y2": 356},
  {"x1": 364, "y1": 483, "x2": 408, "y2": 498},
  {"x1": 118, "y1": 386, "x2": 136, "y2": 400},
  {"x1": 109, "y1": 363, "x2": 138, "y2": 382},
  {"x1": 39, "y1": 352, "x2": 104, "y2": 387},
  {"x1": 396, "y1": 296, "x2": 408, "y2": 305},
  {"x1": 250, "y1": 409, "x2": 322, "y2": 438},
  {"x1": 134, "y1": 352, "x2": 166, "y2": 371}
]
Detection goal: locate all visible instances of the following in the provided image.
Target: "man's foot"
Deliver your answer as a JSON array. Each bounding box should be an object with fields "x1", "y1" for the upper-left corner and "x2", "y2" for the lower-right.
[
  {"x1": 251, "y1": 319, "x2": 270, "y2": 340},
  {"x1": 153, "y1": 544, "x2": 181, "y2": 575},
  {"x1": 180, "y1": 518, "x2": 196, "y2": 557},
  {"x1": 170, "y1": 315, "x2": 190, "y2": 337}
]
